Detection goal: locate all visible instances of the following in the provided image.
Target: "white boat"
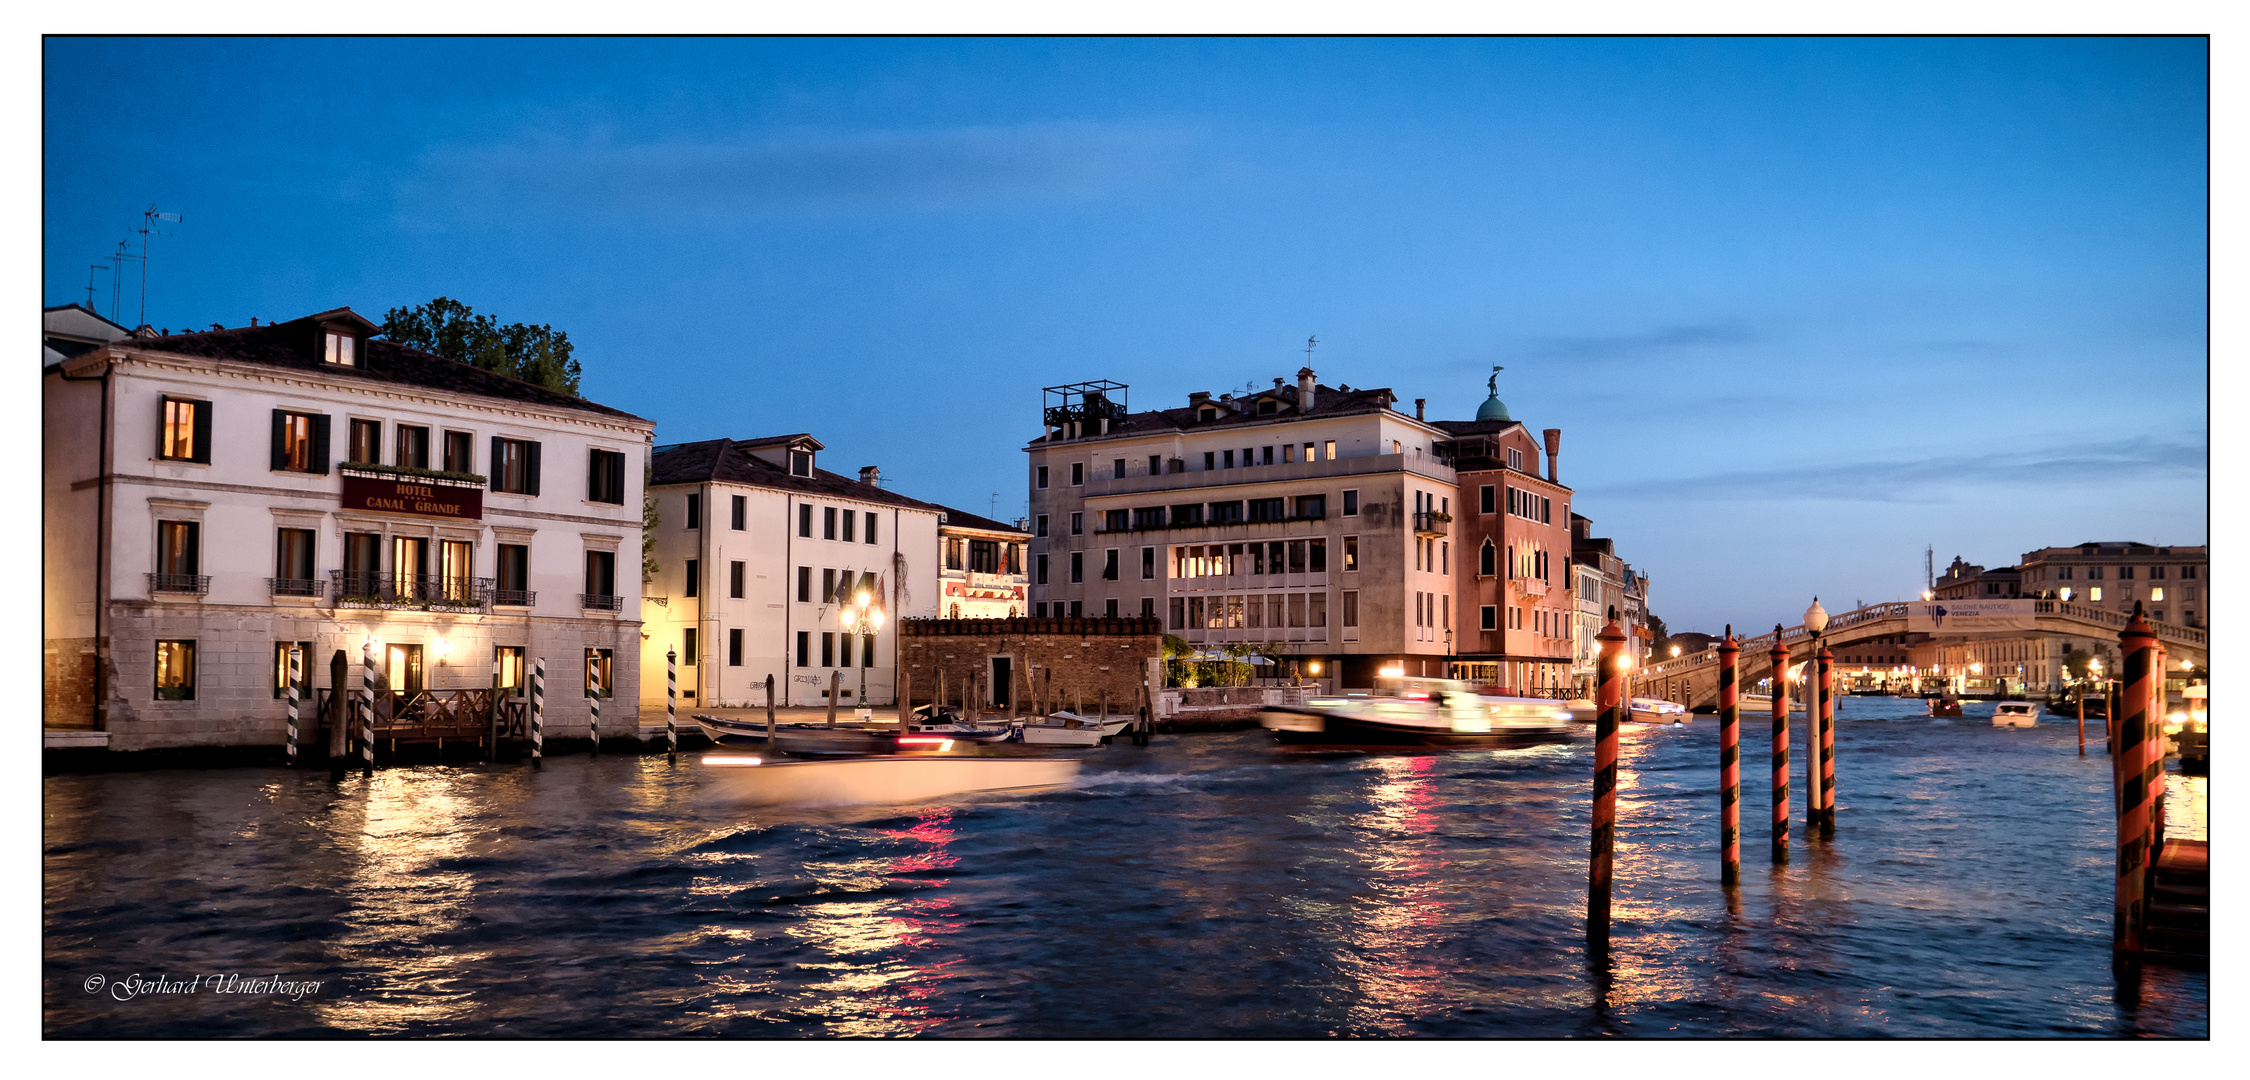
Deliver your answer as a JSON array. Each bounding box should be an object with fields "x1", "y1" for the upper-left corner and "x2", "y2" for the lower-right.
[
  {"x1": 1992, "y1": 701, "x2": 2040, "y2": 728},
  {"x1": 1629, "y1": 698, "x2": 1690, "y2": 725},
  {"x1": 700, "y1": 754, "x2": 1081, "y2": 807},
  {"x1": 1260, "y1": 678, "x2": 1575, "y2": 749},
  {"x1": 1015, "y1": 710, "x2": 1128, "y2": 746}
]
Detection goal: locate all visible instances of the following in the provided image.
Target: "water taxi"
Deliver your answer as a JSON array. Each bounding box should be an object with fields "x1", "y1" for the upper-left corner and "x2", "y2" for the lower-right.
[
  {"x1": 1259, "y1": 678, "x2": 1575, "y2": 749},
  {"x1": 1991, "y1": 702, "x2": 2040, "y2": 728}
]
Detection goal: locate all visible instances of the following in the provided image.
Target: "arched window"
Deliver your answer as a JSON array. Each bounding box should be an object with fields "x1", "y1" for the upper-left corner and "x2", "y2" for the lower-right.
[{"x1": 1480, "y1": 539, "x2": 1496, "y2": 577}]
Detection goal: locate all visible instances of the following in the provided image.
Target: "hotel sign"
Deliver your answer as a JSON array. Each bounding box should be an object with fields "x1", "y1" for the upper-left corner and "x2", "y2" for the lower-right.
[{"x1": 340, "y1": 470, "x2": 484, "y2": 521}]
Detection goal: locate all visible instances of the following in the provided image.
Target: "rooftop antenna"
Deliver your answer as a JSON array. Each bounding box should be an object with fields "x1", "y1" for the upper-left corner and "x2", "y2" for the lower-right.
[
  {"x1": 134, "y1": 206, "x2": 184, "y2": 329},
  {"x1": 85, "y1": 263, "x2": 106, "y2": 310},
  {"x1": 109, "y1": 239, "x2": 140, "y2": 325},
  {"x1": 990, "y1": 493, "x2": 999, "y2": 519},
  {"x1": 1305, "y1": 335, "x2": 1317, "y2": 365}
]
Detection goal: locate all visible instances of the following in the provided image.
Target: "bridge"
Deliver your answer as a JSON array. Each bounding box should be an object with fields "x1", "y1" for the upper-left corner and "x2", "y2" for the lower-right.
[{"x1": 1633, "y1": 599, "x2": 2207, "y2": 711}]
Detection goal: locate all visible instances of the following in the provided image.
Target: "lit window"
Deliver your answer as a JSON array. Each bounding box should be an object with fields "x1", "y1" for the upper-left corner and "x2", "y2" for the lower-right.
[
  {"x1": 159, "y1": 397, "x2": 209, "y2": 463},
  {"x1": 324, "y1": 331, "x2": 357, "y2": 367},
  {"x1": 155, "y1": 640, "x2": 196, "y2": 700}
]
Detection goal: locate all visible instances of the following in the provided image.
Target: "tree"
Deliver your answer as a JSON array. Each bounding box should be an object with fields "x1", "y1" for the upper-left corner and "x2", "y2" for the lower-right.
[
  {"x1": 379, "y1": 297, "x2": 583, "y2": 396},
  {"x1": 1644, "y1": 611, "x2": 1670, "y2": 657}
]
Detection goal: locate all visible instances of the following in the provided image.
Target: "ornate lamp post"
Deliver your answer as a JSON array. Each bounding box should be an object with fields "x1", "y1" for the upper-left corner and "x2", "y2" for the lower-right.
[
  {"x1": 837, "y1": 587, "x2": 887, "y2": 721},
  {"x1": 1804, "y1": 597, "x2": 1832, "y2": 836}
]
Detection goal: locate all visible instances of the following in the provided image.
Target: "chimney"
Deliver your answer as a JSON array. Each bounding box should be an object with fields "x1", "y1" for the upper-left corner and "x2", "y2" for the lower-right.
[
  {"x1": 1543, "y1": 428, "x2": 1561, "y2": 483},
  {"x1": 1414, "y1": 398, "x2": 1426, "y2": 421},
  {"x1": 1272, "y1": 377, "x2": 1285, "y2": 390},
  {"x1": 1297, "y1": 367, "x2": 1315, "y2": 411},
  {"x1": 859, "y1": 465, "x2": 880, "y2": 486}
]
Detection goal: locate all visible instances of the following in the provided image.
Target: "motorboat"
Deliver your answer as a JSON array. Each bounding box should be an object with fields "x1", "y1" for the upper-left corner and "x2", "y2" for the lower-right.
[
  {"x1": 1015, "y1": 710, "x2": 1129, "y2": 747},
  {"x1": 1259, "y1": 678, "x2": 1575, "y2": 749},
  {"x1": 700, "y1": 753, "x2": 1081, "y2": 807},
  {"x1": 906, "y1": 704, "x2": 1014, "y2": 744},
  {"x1": 1629, "y1": 698, "x2": 1691, "y2": 725},
  {"x1": 1929, "y1": 695, "x2": 1964, "y2": 718},
  {"x1": 1992, "y1": 701, "x2": 2040, "y2": 728}
]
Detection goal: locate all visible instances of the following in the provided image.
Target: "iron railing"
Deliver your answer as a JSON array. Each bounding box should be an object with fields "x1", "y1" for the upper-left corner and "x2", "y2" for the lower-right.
[
  {"x1": 579, "y1": 593, "x2": 624, "y2": 611},
  {"x1": 1414, "y1": 511, "x2": 1450, "y2": 537},
  {"x1": 147, "y1": 573, "x2": 210, "y2": 596},
  {"x1": 493, "y1": 589, "x2": 536, "y2": 607},
  {"x1": 330, "y1": 571, "x2": 492, "y2": 612},
  {"x1": 268, "y1": 577, "x2": 323, "y2": 597}
]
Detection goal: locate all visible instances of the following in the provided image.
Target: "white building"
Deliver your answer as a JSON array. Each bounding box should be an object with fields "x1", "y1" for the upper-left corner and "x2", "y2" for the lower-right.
[
  {"x1": 643, "y1": 436, "x2": 944, "y2": 710},
  {"x1": 43, "y1": 306, "x2": 654, "y2": 750},
  {"x1": 937, "y1": 507, "x2": 1031, "y2": 620}
]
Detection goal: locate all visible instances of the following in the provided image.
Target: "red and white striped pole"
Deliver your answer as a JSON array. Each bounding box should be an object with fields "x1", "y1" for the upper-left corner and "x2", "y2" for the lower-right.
[
  {"x1": 1588, "y1": 609, "x2": 1628, "y2": 955},
  {"x1": 2112, "y1": 605, "x2": 2159, "y2": 974},
  {"x1": 1718, "y1": 626, "x2": 1741, "y2": 888},
  {"x1": 1818, "y1": 640, "x2": 1837, "y2": 838},
  {"x1": 1770, "y1": 627, "x2": 1790, "y2": 864}
]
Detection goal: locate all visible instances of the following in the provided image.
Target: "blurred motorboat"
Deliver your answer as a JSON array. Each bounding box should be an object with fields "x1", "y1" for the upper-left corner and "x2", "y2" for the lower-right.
[
  {"x1": 1992, "y1": 701, "x2": 2040, "y2": 728},
  {"x1": 1260, "y1": 678, "x2": 1574, "y2": 749},
  {"x1": 1629, "y1": 698, "x2": 1690, "y2": 725}
]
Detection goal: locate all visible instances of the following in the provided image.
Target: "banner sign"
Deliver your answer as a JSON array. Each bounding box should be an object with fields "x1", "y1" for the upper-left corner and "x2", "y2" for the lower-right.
[
  {"x1": 1906, "y1": 599, "x2": 2036, "y2": 633},
  {"x1": 341, "y1": 471, "x2": 484, "y2": 521}
]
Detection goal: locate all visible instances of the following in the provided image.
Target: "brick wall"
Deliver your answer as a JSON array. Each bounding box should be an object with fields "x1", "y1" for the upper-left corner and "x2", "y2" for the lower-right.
[
  {"x1": 42, "y1": 638, "x2": 103, "y2": 730},
  {"x1": 899, "y1": 617, "x2": 1161, "y2": 714}
]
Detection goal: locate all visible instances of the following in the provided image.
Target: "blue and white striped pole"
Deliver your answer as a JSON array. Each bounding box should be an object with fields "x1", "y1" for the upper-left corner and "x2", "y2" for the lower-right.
[
  {"x1": 360, "y1": 639, "x2": 376, "y2": 777},
  {"x1": 285, "y1": 645, "x2": 301, "y2": 767},
  {"x1": 530, "y1": 657, "x2": 545, "y2": 769}
]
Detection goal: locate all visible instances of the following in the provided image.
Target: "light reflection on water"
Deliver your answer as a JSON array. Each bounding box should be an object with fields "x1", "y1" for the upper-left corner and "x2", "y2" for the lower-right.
[{"x1": 44, "y1": 697, "x2": 2206, "y2": 1037}]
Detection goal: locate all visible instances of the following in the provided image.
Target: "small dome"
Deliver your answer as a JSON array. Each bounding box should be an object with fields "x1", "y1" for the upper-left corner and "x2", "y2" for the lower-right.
[{"x1": 1476, "y1": 393, "x2": 1511, "y2": 422}]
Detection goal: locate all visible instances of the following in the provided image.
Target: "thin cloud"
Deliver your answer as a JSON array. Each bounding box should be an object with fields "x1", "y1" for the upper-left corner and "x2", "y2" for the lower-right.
[
  {"x1": 1586, "y1": 437, "x2": 2206, "y2": 503},
  {"x1": 1529, "y1": 319, "x2": 1759, "y2": 363},
  {"x1": 399, "y1": 122, "x2": 1197, "y2": 224}
]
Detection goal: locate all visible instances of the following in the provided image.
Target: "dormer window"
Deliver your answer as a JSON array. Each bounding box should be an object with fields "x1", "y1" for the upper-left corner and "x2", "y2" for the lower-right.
[
  {"x1": 1198, "y1": 407, "x2": 1217, "y2": 422},
  {"x1": 789, "y1": 450, "x2": 812, "y2": 477},
  {"x1": 1258, "y1": 399, "x2": 1278, "y2": 414},
  {"x1": 324, "y1": 331, "x2": 359, "y2": 367}
]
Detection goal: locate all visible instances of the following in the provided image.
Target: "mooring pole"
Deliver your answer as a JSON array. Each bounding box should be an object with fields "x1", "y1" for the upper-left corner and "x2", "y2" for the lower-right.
[
  {"x1": 1817, "y1": 640, "x2": 1836, "y2": 838},
  {"x1": 1770, "y1": 627, "x2": 1790, "y2": 865},
  {"x1": 666, "y1": 649, "x2": 679, "y2": 763},
  {"x1": 359, "y1": 640, "x2": 377, "y2": 777},
  {"x1": 827, "y1": 669, "x2": 841, "y2": 727},
  {"x1": 2112, "y1": 606, "x2": 2158, "y2": 976},
  {"x1": 766, "y1": 673, "x2": 777, "y2": 742},
  {"x1": 1588, "y1": 610, "x2": 1627, "y2": 955},
  {"x1": 530, "y1": 657, "x2": 544, "y2": 770},
  {"x1": 899, "y1": 670, "x2": 912, "y2": 733},
  {"x1": 1718, "y1": 626, "x2": 1741, "y2": 889},
  {"x1": 286, "y1": 645, "x2": 302, "y2": 767},
  {"x1": 588, "y1": 673, "x2": 601, "y2": 757},
  {"x1": 328, "y1": 650, "x2": 349, "y2": 781},
  {"x1": 2077, "y1": 683, "x2": 2087, "y2": 757}
]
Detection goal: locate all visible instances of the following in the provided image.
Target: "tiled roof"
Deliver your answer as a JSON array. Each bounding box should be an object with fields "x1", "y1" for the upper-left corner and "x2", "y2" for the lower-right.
[
  {"x1": 107, "y1": 308, "x2": 648, "y2": 423},
  {"x1": 651, "y1": 437, "x2": 950, "y2": 514},
  {"x1": 1030, "y1": 383, "x2": 1412, "y2": 445},
  {"x1": 933, "y1": 505, "x2": 1029, "y2": 536}
]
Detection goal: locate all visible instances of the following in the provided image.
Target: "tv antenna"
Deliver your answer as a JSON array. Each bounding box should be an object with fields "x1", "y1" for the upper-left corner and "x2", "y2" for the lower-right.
[
  {"x1": 85, "y1": 263, "x2": 106, "y2": 310},
  {"x1": 1305, "y1": 335, "x2": 1317, "y2": 365},
  {"x1": 990, "y1": 493, "x2": 1000, "y2": 519},
  {"x1": 133, "y1": 205, "x2": 184, "y2": 329},
  {"x1": 108, "y1": 239, "x2": 141, "y2": 325}
]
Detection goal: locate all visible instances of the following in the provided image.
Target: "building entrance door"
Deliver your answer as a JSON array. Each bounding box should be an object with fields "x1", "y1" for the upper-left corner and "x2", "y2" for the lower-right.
[
  {"x1": 386, "y1": 644, "x2": 425, "y2": 693},
  {"x1": 991, "y1": 656, "x2": 1011, "y2": 709}
]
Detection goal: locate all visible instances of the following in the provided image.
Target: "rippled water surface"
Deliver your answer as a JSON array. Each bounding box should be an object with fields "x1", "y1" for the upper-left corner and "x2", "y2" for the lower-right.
[{"x1": 45, "y1": 697, "x2": 2207, "y2": 1037}]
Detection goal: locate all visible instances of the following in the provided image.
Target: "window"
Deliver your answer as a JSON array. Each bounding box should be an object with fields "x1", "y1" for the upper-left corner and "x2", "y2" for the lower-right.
[
  {"x1": 491, "y1": 437, "x2": 540, "y2": 495},
  {"x1": 1105, "y1": 598, "x2": 1120, "y2": 618},
  {"x1": 1149, "y1": 455, "x2": 1163, "y2": 475},
  {"x1": 2181, "y1": 566, "x2": 2197, "y2": 579},
  {"x1": 1106, "y1": 509, "x2": 1130, "y2": 532},
  {"x1": 1324, "y1": 440, "x2": 1336, "y2": 460},
  {"x1": 1303, "y1": 441, "x2": 1316, "y2": 461},
  {"x1": 1440, "y1": 542, "x2": 1448, "y2": 576},
  {"x1": 2088, "y1": 567, "x2": 2104, "y2": 580},
  {"x1": 1296, "y1": 495, "x2": 1326, "y2": 519},
  {"x1": 1288, "y1": 594, "x2": 1307, "y2": 628},
  {"x1": 1114, "y1": 458, "x2": 1127, "y2": 479},
  {"x1": 2149, "y1": 566, "x2": 2165, "y2": 579},
  {"x1": 684, "y1": 559, "x2": 699, "y2": 598},
  {"x1": 1343, "y1": 490, "x2": 1359, "y2": 516},
  {"x1": 1142, "y1": 547, "x2": 1156, "y2": 580},
  {"x1": 1036, "y1": 553, "x2": 1049, "y2": 585},
  {"x1": 497, "y1": 544, "x2": 529, "y2": 603},
  {"x1": 272, "y1": 640, "x2": 312, "y2": 699},
  {"x1": 730, "y1": 561, "x2": 746, "y2": 599},
  {"x1": 495, "y1": 646, "x2": 526, "y2": 697},
  {"x1": 1172, "y1": 504, "x2": 1204, "y2": 526},
  {"x1": 823, "y1": 506, "x2": 837, "y2": 539},
  {"x1": 1223, "y1": 449, "x2": 1235, "y2": 469},
  {"x1": 944, "y1": 538, "x2": 963, "y2": 571},
  {"x1": 156, "y1": 520, "x2": 200, "y2": 583},
  {"x1": 1309, "y1": 538, "x2": 1327, "y2": 573},
  {"x1": 443, "y1": 430, "x2": 473, "y2": 473},
  {"x1": 1282, "y1": 443, "x2": 1296, "y2": 463},
  {"x1": 1310, "y1": 593, "x2": 1327, "y2": 627},
  {"x1": 823, "y1": 567, "x2": 838, "y2": 603},
  {"x1": 863, "y1": 634, "x2": 877, "y2": 668},
  {"x1": 270, "y1": 411, "x2": 326, "y2": 473},
  {"x1": 2118, "y1": 566, "x2": 2135, "y2": 579},
  {"x1": 1248, "y1": 498, "x2": 1287, "y2": 523},
  {"x1": 798, "y1": 504, "x2": 813, "y2": 537},
  {"x1": 1169, "y1": 597, "x2": 1185, "y2": 629},
  {"x1": 1103, "y1": 549, "x2": 1120, "y2": 581},
  {"x1": 796, "y1": 631, "x2": 810, "y2": 667},
  {"x1": 683, "y1": 628, "x2": 699, "y2": 666},
  {"x1": 588, "y1": 449, "x2": 627, "y2": 504},
  {"x1": 1036, "y1": 514, "x2": 1049, "y2": 537},
  {"x1": 1069, "y1": 601, "x2": 1083, "y2": 618},
  {"x1": 1134, "y1": 507, "x2": 1165, "y2": 530},
  {"x1": 685, "y1": 494, "x2": 702, "y2": 529},
  {"x1": 439, "y1": 540, "x2": 473, "y2": 603},
  {"x1": 1208, "y1": 501, "x2": 1243, "y2": 525},
  {"x1": 1480, "y1": 540, "x2": 1497, "y2": 577},
  {"x1": 156, "y1": 395, "x2": 217, "y2": 466},
  {"x1": 970, "y1": 539, "x2": 1002, "y2": 573},
  {"x1": 584, "y1": 550, "x2": 617, "y2": 600},
  {"x1": 866, "y1": 512, "x2": 878, "y2": 544},
  {"x1": 1262, "y1": 446, "x2": 1275, "y2": 465},
  {"x1": 1342, "y1": 591, "x2": 1359, "y2": 628},
  {"x1": 731, "y1": 495, "x2": 747, "y2": 530},
  {"x1": 1141, "y1": 597, "x2": 1156, "y2": 617},
  {"x1": 586, "y1": 648, "x2": 613, "y2": 697},
  {"x1": 789, "y1": 450, "x2": 812, "y2": 477},
  {"x1": 146, "y1": 639, "x2": 200, "y2": 701},
  {"x1": 1344, "y1": 535, "x2": 1359, "y2": 572},
  {"x1": 2090, "y1": 587, "x2": 2103, "y2": 601},
  {"x1": 396, "y1": 425, "x2": 430, "y2": 470},
  {"x1": 1070, "y1": 551, "x2": 1084, "y2": 583},
  {"x1": 1204, "y1": 451, "x2": 1216, "y2": 471},
  {"x1": 1038, "y1": 602, "x2": 1051, "y2": 618},
  {"x1": 1070, "y1": 512, "x2": 1083, "y2": 536},
  {"x1": 275, "y1": 528, "x2": 316, "y2": 589},
  {"x1": 2152, "y1": 587, "x2": 2165, "y2": 602},
  {"x1": 821, "y1": 632, "x2": 835, "y2": 667},
  {"x1": 1071, "y1": 462, "x2": 1085, "y2": 486},
  {"x1": 348, "y1": 419, "x2": 382, "y2": 464},
  {"x1": 1037, "y1": 466, "x2": 1050, "y2": 489},
  {"x1": 1482, "y1": 605, "x2": 1499, "y2": 631}
]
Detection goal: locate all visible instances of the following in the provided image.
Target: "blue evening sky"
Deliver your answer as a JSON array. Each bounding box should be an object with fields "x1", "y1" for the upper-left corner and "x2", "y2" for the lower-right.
[{"x1": 43, "y1": 36, "x2": 2208, "y2": 632}]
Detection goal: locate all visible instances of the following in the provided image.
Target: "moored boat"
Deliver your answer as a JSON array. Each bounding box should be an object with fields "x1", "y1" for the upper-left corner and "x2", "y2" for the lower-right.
[{"x1": 1015, "y1": 710, "x2": 1128, "y2": 746}]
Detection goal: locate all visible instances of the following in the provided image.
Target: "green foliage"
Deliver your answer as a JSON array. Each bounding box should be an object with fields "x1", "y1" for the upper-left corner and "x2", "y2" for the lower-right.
[{"x1": 379, "y1": 296, "x2": 583, "y2": 397}]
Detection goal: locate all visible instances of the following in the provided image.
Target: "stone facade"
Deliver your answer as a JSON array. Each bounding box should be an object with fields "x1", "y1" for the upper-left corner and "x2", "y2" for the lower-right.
[{"x1": 898, "y1": 616, "x2": 1161, "y2": 714}]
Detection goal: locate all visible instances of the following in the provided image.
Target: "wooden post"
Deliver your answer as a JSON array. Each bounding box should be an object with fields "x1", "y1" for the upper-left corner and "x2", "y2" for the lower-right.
[
  {"x1": 2077, "y1": 683, "x2": 2087, "y2": 757},
  {"x1": 529, "y1": 657, "x2": 545, "y2": 769},
  {"x1": 1099, "y1": 689, "x2": 1109, "y2": 730},
  {"x1": 1817, "y1": 640, "x2": 1836, "y2": 838},
  {"x1": 285, "y1": 645, "x2": 302, "y2": 767},
  {"x1": 1589, "y1": 610, "x2": 1627, "y2": 955},
  {"x1": 1718, "y1": 626, "x2": 1741, "y2": 888},
  {"x1": 328, "y1": 649, "x2": 349, "y2": 781},
  {"x1": 665, "y1": 649, "x2": 678, "y2": 762},
  {"x1": 899, "y1": 670, "x2": 912, "y2": 733},
  {"x1": 487, "y1": 666, "x2": 501, "y2": 762},
  {"x1": 359, "y1": 640, "x2": 377, "y2": 777},
  {"x1": 827, "y1": 669, "x2": 840, "y2": 727},
  {"x1": 1769, "y1": 627, "x2": 1790, "y2": 864},
  {"x1": 765, "y1": 673, "x2": 777, "y2": 743},
  {"x1": 2112, "y1": 607, "x2": 2158, "y2": 975}
]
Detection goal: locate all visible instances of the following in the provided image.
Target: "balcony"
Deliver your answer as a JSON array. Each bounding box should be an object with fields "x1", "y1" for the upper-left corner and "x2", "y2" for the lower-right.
[
  {"x1": 268, "y1": 577, "x2": 323, "y2": 598},
  {"x1": 1414, "y1": 510, "x2": 1451, "y2": 538},
  {"x1": 330, "y1": 571, "x2": 493, "y2": 613},
  {"x1": 147, "y1": 573, "x2": 210, "y2": 596},
  {"x1": 580, "y1": 593, "x2": 625, "y2": 612},
  {"x1": 493, "y1": 589, "x2": 537, "y2": 607},
  {"x1": 1513, "y1": 575, "x2": 1550, "y2": 598}
]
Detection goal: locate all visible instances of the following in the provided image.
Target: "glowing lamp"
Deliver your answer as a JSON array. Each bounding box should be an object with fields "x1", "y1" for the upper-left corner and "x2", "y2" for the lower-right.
[
  {"x1": 1670, "y1": 644, "x2": 1682, "y2": 658},
  {"x1": 1922, "y1": 589, "x2": 1934, "y2": 602},
  {"x1": 1309, "y1": 661, "x2": 1323, "y2": 675},
  {"x1": 1378, "y1": 665, "x2": 1405, "y2": 678},
  {"x1": 1804, "y1": 598, "x2": 1829, "y2": 636}
]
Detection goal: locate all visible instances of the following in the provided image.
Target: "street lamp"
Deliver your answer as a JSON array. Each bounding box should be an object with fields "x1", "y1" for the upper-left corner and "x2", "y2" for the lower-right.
[
  {"x1": 1921, "y1": 589, "x2": 1934, "y2": 602},
  {"x1": 837, "y1": 588, "x2": 886, "y2": 721}
]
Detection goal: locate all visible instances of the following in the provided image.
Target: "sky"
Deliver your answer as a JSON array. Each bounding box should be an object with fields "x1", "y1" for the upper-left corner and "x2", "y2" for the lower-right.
[{"x1": 42, "y1": 36, "x2": 2209, "y2": 633}]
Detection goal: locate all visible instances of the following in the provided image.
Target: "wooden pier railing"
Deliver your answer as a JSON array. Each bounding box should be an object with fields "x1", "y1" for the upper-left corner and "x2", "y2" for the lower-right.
[{"x1": 314, "y1": 687, "x2": 527, "y2": 743}]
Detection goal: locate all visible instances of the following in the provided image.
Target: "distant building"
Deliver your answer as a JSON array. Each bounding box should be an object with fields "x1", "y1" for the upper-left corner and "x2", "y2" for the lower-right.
[
  {"x1": 937, "y1": 506, "x2": 1031, "y2": 620},
  {"x1": 1569, "y1": 513, "x2": 1626, "y2": 692},
  {"x1": 1929, "y1": 555, "x2": 2020, "y2": 601},
  {"x1": 2019, "y1": 541, "x2": 2206, "y2": 628},
  {"x1": 44, "y1": 303, "x2": 132, "y2": 366},
  {"x1": 1443, "y1": 401, "x2": 1577, "y2": 693}
]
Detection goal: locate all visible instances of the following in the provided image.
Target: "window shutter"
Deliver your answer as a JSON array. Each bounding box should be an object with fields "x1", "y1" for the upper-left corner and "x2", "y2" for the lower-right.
[
  {"x1": 525, "y1": 441, "x2": 542, "y2": 496},
  {"x1": 271, "y1": 410, "x2": 289, "y2": 471},
  {"x1": 309, "y1": 414, "x2": 331, "y2": 474},
  {"x1": 190, "y1": 401, "x2": 213, "y2": 464},
  {"x1": 587, "y1": 449, "x2": 600, "y2": 502},
  {"x1": 184, "y1": 522, "x2": 201, "y2": 576},
  {"x1": 490, "y1": 437, "x2": 505, "y2": 491}
]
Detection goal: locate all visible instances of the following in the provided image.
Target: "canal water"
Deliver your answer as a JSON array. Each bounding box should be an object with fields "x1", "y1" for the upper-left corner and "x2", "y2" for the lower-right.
[{"x1": 44, "y1": 696, "x2": 2206, "y2": 1038}]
